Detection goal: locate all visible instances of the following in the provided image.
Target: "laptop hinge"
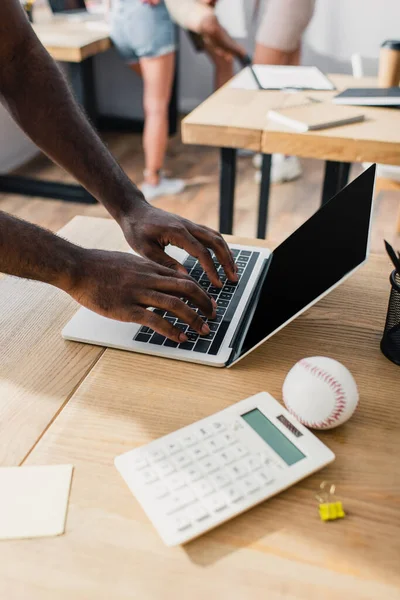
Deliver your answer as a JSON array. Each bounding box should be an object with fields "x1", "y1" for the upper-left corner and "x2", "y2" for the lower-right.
[{"x1": 226, "y1": 254, "x2": 273, "y2": 366}]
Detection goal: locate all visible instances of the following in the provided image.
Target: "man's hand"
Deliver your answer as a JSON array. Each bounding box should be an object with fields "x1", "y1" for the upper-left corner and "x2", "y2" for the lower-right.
[
  {"x1": 119, "y1": 202, "x2": 238, "y2": 288},
  {"x1": 0, "y1": 211, "x2": 217, "y2": 342},
  {"x1": 69, "y1": 250, "x2": 216, "y2": 342}
]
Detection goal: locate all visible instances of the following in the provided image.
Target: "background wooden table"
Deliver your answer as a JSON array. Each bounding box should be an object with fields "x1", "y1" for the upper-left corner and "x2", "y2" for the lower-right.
[
  {"x1": 183, "y1": 74, "x2": 400, "y2": 238},
  {"x1": 32, "y1": 20, "x2": 111, "y2": 63},
  {"x1": 0, "y1": 216, "x2": 399, "y2": 599}
]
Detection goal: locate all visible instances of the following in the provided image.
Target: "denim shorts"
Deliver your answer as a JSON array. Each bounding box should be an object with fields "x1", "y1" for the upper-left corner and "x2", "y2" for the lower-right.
[{"x1": 111, "y1": 0, "x2": 177, "y2": 64}]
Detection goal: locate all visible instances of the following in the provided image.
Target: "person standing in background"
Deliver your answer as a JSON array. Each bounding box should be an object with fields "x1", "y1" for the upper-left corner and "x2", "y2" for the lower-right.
[
  {"x1": 110, "y1": 0, "x2": 185, "y2": 201},
  {"x1": 109, "y1": 0, "x2": 247, "y2": 200},
  {"x1": 253, "y1": 0, "x2": 316, "y2": 183}
]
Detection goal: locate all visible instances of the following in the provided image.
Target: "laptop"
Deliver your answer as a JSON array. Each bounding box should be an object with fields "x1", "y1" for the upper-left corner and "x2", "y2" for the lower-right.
[
  {"x1": 62, "y1": 165, "x2": 376, "y2": 367},
  {"x1": 48, "y1": 0, "x2": 103, "y2": 20}
]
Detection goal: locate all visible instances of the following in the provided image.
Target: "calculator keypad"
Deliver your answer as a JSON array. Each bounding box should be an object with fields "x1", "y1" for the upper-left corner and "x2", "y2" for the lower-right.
[{"x1": 129, "y1": 421, "x2": 277, "y2": 540}]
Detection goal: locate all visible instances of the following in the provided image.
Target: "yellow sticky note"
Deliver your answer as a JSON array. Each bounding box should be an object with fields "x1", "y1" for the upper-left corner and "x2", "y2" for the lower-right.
[{"x1": 0, "y1": 464, "x2": 73, "y2": 540}]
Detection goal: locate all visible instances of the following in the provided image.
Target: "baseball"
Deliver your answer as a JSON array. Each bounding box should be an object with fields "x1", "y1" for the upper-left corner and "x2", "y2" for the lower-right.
[{"x1": 282, "y1": 357, "x2": 359, "y2": 430}]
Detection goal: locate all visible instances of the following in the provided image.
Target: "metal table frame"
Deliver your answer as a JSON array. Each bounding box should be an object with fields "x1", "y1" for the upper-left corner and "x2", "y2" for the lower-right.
[{"x1": 219, "y1": 148, "x2": 351, "y2": 238}]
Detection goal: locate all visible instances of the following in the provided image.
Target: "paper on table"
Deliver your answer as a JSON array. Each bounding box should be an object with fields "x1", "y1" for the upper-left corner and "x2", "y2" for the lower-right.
[
  {"x1": 230, "y1": 65, "x2": 335, "y2": 91},
  {"x1": 215, "y1": 0, "x2": 247, "y2": 39},
  {"x1": 0, "y1": 464, "x2": 73, "y2": 540}
]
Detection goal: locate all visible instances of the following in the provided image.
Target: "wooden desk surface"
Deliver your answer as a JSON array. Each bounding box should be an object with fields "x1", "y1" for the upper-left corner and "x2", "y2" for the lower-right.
[
  {"x1": 33, "y1": 20, "x2": 111, "y2": 62},
  {"x1": 182, "y1": 74, "x2": 400, "y2": 166},
  {"x1": 1, "y1": 217, "x2": 399, "y2": 599},
  {"x1": 0, "y1": 217, "x2": 126, "y2": 466}
]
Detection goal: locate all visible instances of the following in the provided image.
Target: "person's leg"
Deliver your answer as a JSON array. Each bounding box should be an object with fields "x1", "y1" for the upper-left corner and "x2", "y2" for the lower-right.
[
  {"x1": 253, "y1": 44, "x2": 300, "y2": 66},
  {"x1": 254, "y1": 0, "x2": 315, "y2": 67},
  {"x1": 138, "y1": 52, "x2": 175, "y2": 186},
  {"x1": 205, "y1": 45, "x2": 234, "y2": 89}
]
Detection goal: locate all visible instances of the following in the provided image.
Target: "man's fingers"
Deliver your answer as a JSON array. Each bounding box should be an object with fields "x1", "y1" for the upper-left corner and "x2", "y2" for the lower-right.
[
  {"x1": 155, "y1": 276, "x2": 216, "y2": 318},
  {"x1": 141, "y1": 245, "x2": 188, "y2": 276},
  {"x1": 139, "y1": 309, "x2": 190, "y2": 343},
  {"x1": 147, "y1": 292, "x2": 212, "y2": 336},
  {"x1": 172, "y1": 231, "x2": 222, "y2": 287},
  {"x1": 191, "y1": 226, "x2": 238, "y2": 282}
]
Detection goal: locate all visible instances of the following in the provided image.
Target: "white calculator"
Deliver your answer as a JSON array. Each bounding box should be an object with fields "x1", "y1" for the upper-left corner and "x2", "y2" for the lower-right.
[{"x1": 115, "y1": 392, "x2": 335, "y2": 546}]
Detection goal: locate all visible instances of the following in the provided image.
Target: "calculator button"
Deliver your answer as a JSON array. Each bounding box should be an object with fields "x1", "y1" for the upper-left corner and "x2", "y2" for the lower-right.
[
  {"x1": 130, "y1": 455, "x2": 149, "y2": 471},
  {"x1": 165, "y1": 473, "x2": 186, "y2": 491},
  {"x1": 154, "y1": 460, "x2": 175, "y2": 477},
  {"x1": 171, "y1": 514, "x2": 192, "y2": 532},
  {"x1": 191, "y1": 478, "x2": 215, "y2": 497},
  {"x1": 173, "y1": 451, "x2": 192, "y2": 469},
  {"x1": 241, "y1": 476, "x2": 260, "y2": 495},
  {"x1": 180, "y1": 432, "x2": 198, "y2": 446},
  {"x1": 189, "y1": 445, "x2": 208, "y2": 461},
  {"x1": 224, "y1": 485, "x2": 244, "y2": 504},
  {"x1": 210, "y1": 470, "x2": 231, "y2": 488},
  {"x1": 148, "y1": 483, "x2": 169, "y2": 500},
  {"x1": 203, "y1": 493, "x2": 228, "y2": 513},
  {"x1": 227, "y1": 462, "x2": 248, "y2": 479},
  {"x1": 204, "y1": 436, "x2": 224, "y2": 453},
  {"x1": 221, "y1": 432, "x2": 238, "y2": 445},
  {"x1": 217, "y1": 448, "x2": 236, "y2": 465},
  {"x1": 164, "y1": 488, "x2": 196, "y2": 514},
  {"x1": 197, "y1": 425, "x2": 213, "y2": 440},
  {"x1": 184, "y1": 465, "x2": 203, "y2": 483},
  {"x1": 187, "y1": 504, "x2": 210, "y2": 523},
  {"x1": 147, "y1": 448, "x2": 165, "y2": 463},
  {"x1": 198, "y1": 456, "x2": 219, "y2": 474},
  {"x1": 211, "y1": 421, "x2": 225, "y2": 433},
  {"x1": 258, "y1": 452, "x2": 273, "y2": 465},
  {"x1": 136, "y1": 469, "x2": 158, "y2": 485},
  {"x1": 244, "y1": 455, "x2": 262, "y2": 472},
  {"x1": 232, "y1": 444, "x2": 249, "y2": 460},
  {"x1": 232, "y1": 420, "x2": 245, "y2": 432},
  {"x1": 165, "y1": 441, "x2": 181, "y2": 455},
  {"x1": 256, "y1": 469, "x2": 275, "y2": 486}
]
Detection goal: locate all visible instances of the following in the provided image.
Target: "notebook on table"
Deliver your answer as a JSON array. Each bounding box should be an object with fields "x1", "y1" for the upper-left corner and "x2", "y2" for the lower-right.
[
  {"x1": 333, "y1": 87, "x2": 400, "y2": 106},
  {"x1": 267, "y1": 102, "x2": 365, "y2": 132}
]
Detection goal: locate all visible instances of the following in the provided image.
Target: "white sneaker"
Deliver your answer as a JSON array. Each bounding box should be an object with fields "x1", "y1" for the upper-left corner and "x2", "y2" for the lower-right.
[
  {"x1": 141, "y1": 175, "x2": 185, "y2": 201},
  {"x1": 237, "y1": 148, "x2": 254, "y2": 158},
  {"x1": 253, "y1": 154, "x2": 302, "y2": 184}
]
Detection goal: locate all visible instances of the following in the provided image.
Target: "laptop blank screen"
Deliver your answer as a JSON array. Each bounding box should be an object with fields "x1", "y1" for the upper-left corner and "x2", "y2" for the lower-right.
[{"x1": 233, "y1": 165, "x2": 375, "y2": 361}]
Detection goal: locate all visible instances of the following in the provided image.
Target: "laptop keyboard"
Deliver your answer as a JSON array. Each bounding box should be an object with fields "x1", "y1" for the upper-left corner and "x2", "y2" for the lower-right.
[{"x1": 134, "y1": 249, "x2": 259, "y2": 356}]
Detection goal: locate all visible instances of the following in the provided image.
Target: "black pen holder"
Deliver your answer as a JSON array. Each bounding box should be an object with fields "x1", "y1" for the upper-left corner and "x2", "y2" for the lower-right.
[{"x1": 381, "y1": 270, "x2": 400, "y2": 366}]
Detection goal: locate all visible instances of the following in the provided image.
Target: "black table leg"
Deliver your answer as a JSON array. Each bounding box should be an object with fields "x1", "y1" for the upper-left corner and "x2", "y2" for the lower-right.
[
  {"x1": 168, "y1": 28, "x2": 179, "y2": 136},
  {"x1": 321, "y1": 160, "x2": 351, "y2": 206},
  {"x1": 257, "y1": 153, "x2": 272, "y2": 239},
  {"x1": 69, "y1": 57, "x2": 98, "y2": 126},
  {"x1": 219, "y1": 148, "x2": 237, "y2": 234}
]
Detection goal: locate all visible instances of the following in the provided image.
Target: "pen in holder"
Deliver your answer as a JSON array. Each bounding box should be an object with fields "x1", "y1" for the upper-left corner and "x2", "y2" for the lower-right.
[{"x1": 380, "y1": 270, "x2": 400, "y2": 366}]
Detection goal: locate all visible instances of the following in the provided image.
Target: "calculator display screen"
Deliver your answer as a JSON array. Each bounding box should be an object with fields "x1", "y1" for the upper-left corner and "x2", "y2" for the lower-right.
[{"x1": 241, "y1": 409, "x2": 305, "y2": 466}]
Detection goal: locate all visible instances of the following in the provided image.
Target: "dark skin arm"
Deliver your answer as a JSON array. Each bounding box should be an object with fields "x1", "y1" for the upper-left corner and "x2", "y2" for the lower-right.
[
  {"x1": 0, "y1": 211, "x2": 217, "y2": 341},
  {"x1": 0, "y1": 0, "x2": 238, "y2": 336}
]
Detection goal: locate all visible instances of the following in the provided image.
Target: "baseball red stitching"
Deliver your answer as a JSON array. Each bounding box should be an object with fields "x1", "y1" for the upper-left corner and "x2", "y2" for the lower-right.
[{"x1": 284, "y1": 359, "x2": 356, "y2": 429}]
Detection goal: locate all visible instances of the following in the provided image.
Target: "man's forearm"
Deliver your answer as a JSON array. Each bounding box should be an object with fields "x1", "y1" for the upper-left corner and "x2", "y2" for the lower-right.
[
  {"x1": 0, "y1": 210, "x2": 81, "y2": 290},
  {"x1": 0, "y1": 0, "x2": 145, "y2": 224}
]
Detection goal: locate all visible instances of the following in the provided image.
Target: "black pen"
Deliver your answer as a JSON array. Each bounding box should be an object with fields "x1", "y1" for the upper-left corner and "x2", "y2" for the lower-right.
[
  {"x1": 384, "y1": 240, "x2": 400, "y2": 272},
  {"x1": 238, "y1": 55, "x2": 264, "y2": 90}
]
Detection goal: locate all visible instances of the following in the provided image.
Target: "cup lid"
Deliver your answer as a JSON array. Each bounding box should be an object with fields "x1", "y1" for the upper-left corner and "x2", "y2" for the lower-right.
[{"x1": 381, "y1": 40, "x2": 400, "y2": 51}]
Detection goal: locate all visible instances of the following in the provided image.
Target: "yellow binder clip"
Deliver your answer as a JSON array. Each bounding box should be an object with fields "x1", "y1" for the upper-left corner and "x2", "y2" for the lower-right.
[{"x1": 316, "y1": 482, "x2": 345, "y2": 522}]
